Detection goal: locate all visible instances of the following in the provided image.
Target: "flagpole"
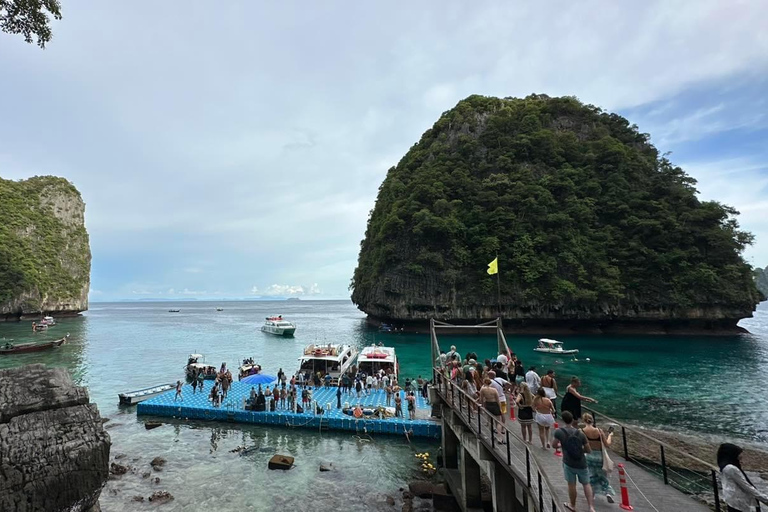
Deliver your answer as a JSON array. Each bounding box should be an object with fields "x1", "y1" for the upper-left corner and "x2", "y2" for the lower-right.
[{"x1": 496, "y1": 254, "x2": 501, "y2": 318}]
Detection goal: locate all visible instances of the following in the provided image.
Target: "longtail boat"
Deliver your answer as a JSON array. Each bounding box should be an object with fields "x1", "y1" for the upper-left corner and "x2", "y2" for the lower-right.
[{"x1": 0, "y1": 334, "x2": 69, "y2": 355}]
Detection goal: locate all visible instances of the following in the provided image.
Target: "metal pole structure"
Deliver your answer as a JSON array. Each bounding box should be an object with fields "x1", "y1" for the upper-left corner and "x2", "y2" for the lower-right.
[
  {"x1": 660, "y1": 445, "x2": 668, "y2": 485},
  {"x1": 496, "y1": 254, "x2": 501, "y2": 318}
]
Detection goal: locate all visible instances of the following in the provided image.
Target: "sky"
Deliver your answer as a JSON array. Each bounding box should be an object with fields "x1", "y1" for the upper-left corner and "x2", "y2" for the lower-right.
[{"x1": 1, "y1": 1, "x2": 767, "y2": 301}]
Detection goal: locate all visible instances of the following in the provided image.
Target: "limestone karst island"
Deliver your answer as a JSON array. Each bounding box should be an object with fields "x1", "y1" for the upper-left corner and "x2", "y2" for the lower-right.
[
  {"x1": 3, "y1": 2, "x2": 768, "y2": 512},
  {"x1": 352, "y1": 95, "x2": 763, "y2": 334}
]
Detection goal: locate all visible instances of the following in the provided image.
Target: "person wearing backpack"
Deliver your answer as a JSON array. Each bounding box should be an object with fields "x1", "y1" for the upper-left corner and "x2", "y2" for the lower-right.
[{"x1": 553, "y1": 410, "x2": 596, "y2": 512}]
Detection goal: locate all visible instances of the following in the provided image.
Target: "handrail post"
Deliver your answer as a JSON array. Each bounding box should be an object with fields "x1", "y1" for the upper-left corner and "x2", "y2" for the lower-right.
[
  {"x1": 538, "y1": 472, "x2": 544, "y2": 510},
  {"x1": 712, "y1": 469, "x2": 721, "y2": 512},
  {"x1": 660, "y1": 445, "x2": 668, "y2": 485},
  {"x1": 506, "y1": 430, "x2": 510, "y2": 465},
  {"x1": 622, "y1": 426, "x2": 629, "y2": 460},
  {"x1": 526, "y1": 447, "x2": 531, "y2": 488},
  {"x1": 478, "y1": 409, "x2": 481, "y2": 436}
]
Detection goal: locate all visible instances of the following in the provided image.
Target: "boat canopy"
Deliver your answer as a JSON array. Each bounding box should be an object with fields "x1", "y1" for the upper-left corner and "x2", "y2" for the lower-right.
[
  {"x1": 358, "y1": 346, "x2": 395, "y2": 363},
  {"x1": 189, "y1": 353, "x2": 204, "y2": 360},
  {"x1": 538, "y1": 338, "x2": 562, "y2": 345}
]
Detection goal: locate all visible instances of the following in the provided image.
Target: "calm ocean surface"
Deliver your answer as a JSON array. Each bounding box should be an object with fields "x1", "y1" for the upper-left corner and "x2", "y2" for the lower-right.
[{"x1": 1, "y1": 299, "x2": 767, "y2": 510}]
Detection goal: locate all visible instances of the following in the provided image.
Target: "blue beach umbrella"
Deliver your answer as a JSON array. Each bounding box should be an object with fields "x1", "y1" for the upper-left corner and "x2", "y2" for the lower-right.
[{"x1": 240, "y1": 374, "x2": 277, "y2": 386}]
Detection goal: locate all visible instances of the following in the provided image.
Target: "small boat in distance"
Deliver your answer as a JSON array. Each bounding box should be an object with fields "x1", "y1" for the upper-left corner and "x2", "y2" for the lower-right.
[
  {"x1": 295, "y1": 343, "x2": 357, "y2": 385},
  {"x1": 355, "y1": 345, "x2": 399, "y2": 381},
  {"x1": 216, "y1": 307, "x2": 224, "y2": 311},
  {"x1": 261, "y1": 316, "x2": 296, "y2": 336},
  {"x1": 41, "y1": 316, "x2": 56, "y2": 326},
  {"x1": 168, "y1": 309, "x2": 180, "y2": 313},
  {"x1": 186, "y1": 354, "x2": 217, "y2": 379},
  {"x1": 0, "y1": 334, "x2": 69, "y2": 355},
  {"x1": 118, "y1": 382, "x2": 175, "y2": 405},
  {"x1": 533, "y1": 338, "x2": 579, "y2": 355}
]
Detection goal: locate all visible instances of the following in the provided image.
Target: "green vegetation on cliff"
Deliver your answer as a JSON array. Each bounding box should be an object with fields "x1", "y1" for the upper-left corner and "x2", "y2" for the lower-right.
[
  {"x1": 351, "y1": 94, "x2": 761, "y2": 320},
  {"x1": 0, "y1": 176, "x2": 90, "y2": 315},
  {"x1": 754, "y1": 267, "x2": 768, "y2": 300}
]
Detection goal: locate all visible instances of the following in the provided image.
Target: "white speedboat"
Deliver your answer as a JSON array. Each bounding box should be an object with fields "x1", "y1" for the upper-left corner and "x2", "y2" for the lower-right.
[
  {"x1": 118, "y1": 382, "x2": 176, "y2": 405},
  {"x1": 533, "y1": 338, "x2": 579, "y2": 355},
  {"x1": 186, "y1": 353, "x2": 218, "y2": 379},
  {"x1": 295, "y1": 343, "x2": 357, "y2": 385},
  {"x1": 238, "y1": 358, "x2": 262, "y2": 380},
  {"x1": 355, "y1": 345, "x2": 399, "y2": 381},
  {"x1": 41, "y1": 316, "x2": 56, "y2": 326},
  {"x1": 261, "y1": 316, "x2": 296, "y2": 336}
]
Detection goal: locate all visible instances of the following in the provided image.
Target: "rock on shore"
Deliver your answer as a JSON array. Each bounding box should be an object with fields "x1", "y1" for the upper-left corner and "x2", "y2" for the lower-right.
[{"x1": 0, "y1": 364, "x2": 111, "y2": 511}]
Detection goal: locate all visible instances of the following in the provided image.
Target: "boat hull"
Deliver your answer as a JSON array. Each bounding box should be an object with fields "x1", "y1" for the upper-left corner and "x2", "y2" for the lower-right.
[
  {"x1": 0, "y1": 336, "x2": 67, "y2": 355},
  {"x1": 261, "y1": 326, "x2": 296, "y2": 336},
  {"x1": 119, "y1": 384, "x2": 176, "y2": 405},
  {"x1": 533, "y1": 348, "x2": 579, "y2": 355}
]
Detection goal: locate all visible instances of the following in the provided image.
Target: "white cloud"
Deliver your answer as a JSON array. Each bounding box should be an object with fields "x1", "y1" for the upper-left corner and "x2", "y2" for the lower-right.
[
  {"x1": 2, "y1": 1, "x2": 768, "y2": 297},
  {"x1": 261, "y1": 283, "x2": 322, "y2": 296},
  {"x1": 250, "y1": 286, "x2": 259, "y2": 294},
  {"x1": 88, "y1": 289, "x2": 102, "y2": 296},
  {"x1": 179, "y1": 288, "x2": 207, "y2": 295}
]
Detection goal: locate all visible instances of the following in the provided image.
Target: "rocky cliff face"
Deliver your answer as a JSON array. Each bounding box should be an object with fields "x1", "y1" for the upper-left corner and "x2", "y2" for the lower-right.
[
  {"x1": 0, "y1": 176, "x2": 91, "y2": 321},
  {"x1": 0, "y1": 364, "x2": 110, "y2": 511},
  {"x1": 351, "y1": 95, "x2": 762, "y2": 333},
  {"x1": 754, "y1": 266, "x2": 768, "y2": 299}
]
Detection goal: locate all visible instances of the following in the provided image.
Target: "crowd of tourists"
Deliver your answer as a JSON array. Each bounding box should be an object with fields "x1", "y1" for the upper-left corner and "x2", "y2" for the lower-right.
[{"x1": 435, "y1": 345, "x2": 610, "y2": 510}]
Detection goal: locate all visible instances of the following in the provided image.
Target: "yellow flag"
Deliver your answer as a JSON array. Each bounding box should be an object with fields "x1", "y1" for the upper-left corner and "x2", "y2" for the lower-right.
[{"x1": 487, "y1": 257, "x2": 498, "y2": 275}]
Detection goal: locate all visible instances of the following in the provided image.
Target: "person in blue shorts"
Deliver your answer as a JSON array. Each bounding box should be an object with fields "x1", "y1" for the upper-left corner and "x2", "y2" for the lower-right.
[{"x1": 552, "y1": 410, "x2": 595, "y2": 512}]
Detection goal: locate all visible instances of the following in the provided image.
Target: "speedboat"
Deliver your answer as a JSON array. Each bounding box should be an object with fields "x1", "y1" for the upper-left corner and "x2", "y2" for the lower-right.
[
  {"x1": 355, "y1": 345, "x2": 399, "y2": 381},
  {"x1": 533, "y1": 338, "x2": 579, "y2": 355},
  {"x1": 168, "y1": 309, "x2": 180, "y2": 313},
  {"x1": 0, "y1": 334, "x2": 68, "y2": 355},
  {"x1": 216, "y1": 307, "x2": 224, "y2": 311},
  {"x1": 238, "y1": 358, "x2": 262, "y2": 380},
  {"x1": 261, "y1": 316, "x2": 296, "y2": 336},
  {"x1": 118, "y1": 382, "x2": 176, "y2": 405},
  {"x1": 295, "y1": 343, "x2": 357, "y2": 385},
  {"x1": 186, "y1": 353, "x2": 217, "y2": 379}
]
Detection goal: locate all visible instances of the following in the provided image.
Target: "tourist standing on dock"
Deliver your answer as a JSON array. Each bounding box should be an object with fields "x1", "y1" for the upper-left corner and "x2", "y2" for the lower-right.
[
  {"x1": 516, "y1": 383, "x2": 535, "y2": 444},
  {"x1": 581, "y1": 413, "x2": 615, "y2": 503},
  {"x1": 313, "y1": 372, "x2": 321, "y2": 388},
  {"x1": 541, "y1": 370, "x2": 558, "y2": 415},
  {"x1": 394, "y1": 391, "x2": 403, "y2": 417},
  {"x1": 277, "y1": 368, "x2": 284, "y2": 383},
  {"x1": 325, "y1": 373, "x2": 332, "y2": 388},
  {"x1": 406, "y1": 391, "x2": 416, "y2": 420},
  {"x1": 533, "y1": 388, "x2": 556, "y2": 449},
  {"x1": 386, "y1": 384, "x2": 393, "y2": 406},
  {"x1": 221, "y1": 374, "x2": 230, "y2": 400},
  {"x1": 513, "y1": 360, "x2": 525, "y2": 386},
  {"x1": 273, "y1": 386, "x2": 280, "y2": 409},
  {"x1": 478, "y1": 378, "x2": 504, "y2": 443},
  {"x1": 174, "y1": 380, "x2": 183, "y2": 402},
  {"x1": 355, "y1": 377, "x2": 363, "y2": 398},
  {"x1": 191, "y1": 373, "x2": 198, "y2": 394},
  {"x1": 560, "y1": 377, "x2": 597, "y2": 421},
  {"x1": 718, "y1": 443, "x2": 768, "y2": 512},
  {"x1": 525, "y1": 366, "x2": 541, "y2": 394},
  {"x1": 280, "y1": 384, "x2": 287, "y2": 409},
  {"x1": 553, "y1": 410, "x2": 595, "y2": 512},
  {"x1": 336, "y1": 386, "x2": 342, "y2": 408},
  {"x1": 366, "y1": 373, "x2": 374, "y2": 394}
]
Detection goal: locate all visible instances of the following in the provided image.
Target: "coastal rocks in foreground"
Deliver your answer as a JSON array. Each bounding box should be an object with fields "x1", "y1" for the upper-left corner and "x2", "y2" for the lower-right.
[
  {"x1": 351, "y1": 94, "x2": 762, "y2": 334},
  {"x1": 0, "y1": 364, "x2": 111, "y2": 511},
  {"x1": 0, "y1": 176, "x2": 91, "y2": 321}
]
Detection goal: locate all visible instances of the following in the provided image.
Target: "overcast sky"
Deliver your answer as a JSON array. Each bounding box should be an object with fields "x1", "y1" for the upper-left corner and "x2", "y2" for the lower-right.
[{"x1": 1, "y1": 1, "x2": 767, "y2": 301}]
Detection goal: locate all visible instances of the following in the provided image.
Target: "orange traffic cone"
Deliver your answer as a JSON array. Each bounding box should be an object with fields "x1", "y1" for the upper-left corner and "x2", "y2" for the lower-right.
[
  {"x1": 509, "y1": 403, "x2": 516, "y2": 421},
  {"x1": 553, "y1": 422, "x2": 562, "y2": 457}
]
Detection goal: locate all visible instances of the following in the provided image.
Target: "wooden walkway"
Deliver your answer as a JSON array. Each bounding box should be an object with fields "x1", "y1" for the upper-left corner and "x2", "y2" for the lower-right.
[{"x1": 436, "y1": 376, "x2": 713, "y2": 512}]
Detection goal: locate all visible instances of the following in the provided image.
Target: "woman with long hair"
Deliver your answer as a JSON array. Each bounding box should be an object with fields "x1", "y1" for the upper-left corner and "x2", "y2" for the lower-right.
[
  {"x1": 717, "y1": 443, "x2": 768, "y2": 512},
  {"x1": 582, "y1": 413, "x2": 616, "y2": 503},
  {"x1": 560, "y1": 376, "x2": 597, "y2": 421},
  {"x1": 515, "y1": 383, "x2": 534, "y2": 443},
  {"x1": 532, "y1": 387, "x2": 555, "y2": 449}
]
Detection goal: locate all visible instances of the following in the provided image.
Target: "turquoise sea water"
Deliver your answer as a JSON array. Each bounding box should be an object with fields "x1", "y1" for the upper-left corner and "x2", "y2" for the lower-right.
[{"x1": 1, "y1": 300, "x2": 767, "y2": 510}]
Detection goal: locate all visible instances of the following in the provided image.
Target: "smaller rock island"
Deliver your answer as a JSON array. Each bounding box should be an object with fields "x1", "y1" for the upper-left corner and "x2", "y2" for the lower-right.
[{"x1": 0, "y1": 176, "x2": 91, "y2": 321}]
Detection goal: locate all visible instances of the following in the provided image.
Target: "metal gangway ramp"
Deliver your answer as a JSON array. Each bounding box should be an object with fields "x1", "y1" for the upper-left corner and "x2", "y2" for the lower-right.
[{"x1": 429, "y1": 318, "x2": 719, "y2": 512}]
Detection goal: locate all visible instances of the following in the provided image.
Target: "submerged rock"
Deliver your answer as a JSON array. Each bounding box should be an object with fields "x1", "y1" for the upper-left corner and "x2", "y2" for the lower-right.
[
  {"x1": 148, "y1": 491, "x2": 174, "y2": 503},
  {"x1": 109, "y1": 463, "x2": 129, "y2": 475},
  {"x1": 319, "y1": 463, "x2": 333, "y2": 472},
  {"x1": 0, "y1": 364, "x2": 111, "y2": 512},
  {"x1": 150, "y1": 457, "x2": 166, "y2": 471}
]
